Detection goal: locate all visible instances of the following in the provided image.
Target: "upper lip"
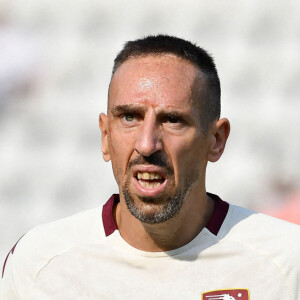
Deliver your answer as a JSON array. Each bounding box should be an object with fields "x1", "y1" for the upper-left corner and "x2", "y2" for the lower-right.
[{"x1": 132, "y1": 165, "x2": 167, "y2": 179}]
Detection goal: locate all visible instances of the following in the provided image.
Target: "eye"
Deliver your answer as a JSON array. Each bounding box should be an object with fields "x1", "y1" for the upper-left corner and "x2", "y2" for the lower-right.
[
  {"x1": 120, "y1": 113, "x2": 140, "y2": 126},
  {"x1": 123, "y1": 114, "x2": 135, "y2": 122},
  {"x1": 160, "y1": 113, "x2": 187, "y2": 131},
  {"x1": 167, "y1": 115, "x2": 181, "y2": 123},
  {"x1": 162, "y1": 114, "x2": 183, "y2": 124}
]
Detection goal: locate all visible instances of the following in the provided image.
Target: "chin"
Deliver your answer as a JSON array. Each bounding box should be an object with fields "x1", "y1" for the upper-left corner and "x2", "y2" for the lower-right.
[{"x1": 122, "y1": 187, "x2": 185, "y2": 224}]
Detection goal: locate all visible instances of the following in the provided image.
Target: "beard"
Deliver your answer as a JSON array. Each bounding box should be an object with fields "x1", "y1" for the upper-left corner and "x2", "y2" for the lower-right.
[{"x1": 122, "y1": 154, "x2": 198, "y2": 224}]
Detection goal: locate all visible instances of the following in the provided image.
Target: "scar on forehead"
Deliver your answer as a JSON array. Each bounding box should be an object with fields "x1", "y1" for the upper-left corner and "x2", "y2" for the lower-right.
[{"x1": 138, "y1": 78, "x2": 153, "y2": 89}]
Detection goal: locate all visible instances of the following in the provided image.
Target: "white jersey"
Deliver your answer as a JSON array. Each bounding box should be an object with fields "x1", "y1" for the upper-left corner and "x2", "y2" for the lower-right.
[{"x1": 1, "y1": 193, "x2": 300, "y2": 300}]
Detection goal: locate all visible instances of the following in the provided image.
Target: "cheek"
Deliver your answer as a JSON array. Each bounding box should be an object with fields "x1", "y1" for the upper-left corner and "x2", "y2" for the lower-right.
[
  {"x1": 164, "y1": 132, "x2": 205, "y2": 158},
  {"x1": 108, "y1": 128, "x2": 136, "y2": 183},
  {"x1": 164, "y1": 134, "x2": 208, "y2": 174},
  {"x1": 109, "y1": 128, "x2": 136, "y2": 158}
]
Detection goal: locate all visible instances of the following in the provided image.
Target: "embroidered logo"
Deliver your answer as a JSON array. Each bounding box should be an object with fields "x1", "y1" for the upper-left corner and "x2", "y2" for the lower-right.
[{"x1": 202, "y1": 289, "x2": 250, "y2": 300}]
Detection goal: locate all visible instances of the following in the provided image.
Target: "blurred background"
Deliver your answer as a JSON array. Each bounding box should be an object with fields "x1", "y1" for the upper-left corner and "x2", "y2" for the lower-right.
[{"x1": 1, "y1": 0, "x2": 300, "y2": 261}]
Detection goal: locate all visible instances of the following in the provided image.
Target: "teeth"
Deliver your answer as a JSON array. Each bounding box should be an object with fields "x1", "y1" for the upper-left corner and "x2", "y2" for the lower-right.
[
  {"x1": 143, "y1": 172, "x2": 150, "y2": 179},
  {"x1": 138, "y1": 180, "x2": 161, "y2": 189},
  {"x1": 137, "y1": 172, "x2": 163, "y2": 180}
]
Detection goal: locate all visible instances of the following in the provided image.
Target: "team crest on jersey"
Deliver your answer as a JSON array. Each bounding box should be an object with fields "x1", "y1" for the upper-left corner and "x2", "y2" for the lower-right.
[{"x1": 202, "y1": 289, "x2": 250, "y2": 300}]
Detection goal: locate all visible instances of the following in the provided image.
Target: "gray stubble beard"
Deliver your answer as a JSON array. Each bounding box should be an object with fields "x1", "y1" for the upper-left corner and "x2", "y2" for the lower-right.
[{"x1": 122, "y1": 176, "x2": 197, "y2": 224}]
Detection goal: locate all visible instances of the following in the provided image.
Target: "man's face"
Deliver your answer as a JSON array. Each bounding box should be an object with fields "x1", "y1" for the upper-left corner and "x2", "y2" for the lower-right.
[{"x1": 100, "y1": 54, "x2": 212, "y2": 224}]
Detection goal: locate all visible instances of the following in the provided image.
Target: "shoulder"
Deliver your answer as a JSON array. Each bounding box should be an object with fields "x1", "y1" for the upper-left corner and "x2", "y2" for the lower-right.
[
  {"x1": 1, "y1": 207, "x2": 104, "y2": 298},
  {"x1": 220, "y1": 203, "x2": 300, "y2": 272},
  {"x1": 27, "y1": 206, "x2": 104, "y2": 242},
  {"x1": 19, "y1": 206, "x2": 104, "y2": 255},
  {"x1": 222, "y1": 203, "x2": 300, "y2": 242}
]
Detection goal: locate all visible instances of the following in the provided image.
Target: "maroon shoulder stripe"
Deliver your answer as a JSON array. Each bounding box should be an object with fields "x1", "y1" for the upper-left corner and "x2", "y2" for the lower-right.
[
  {"x1": 2, "y1": 236, "x2": 23, "y2": 278},
  {"x1": 102, "y1": 194, "x2": 119, "y2": 237},
  {"x1": 205, "y1": 192, "x2": 229, "y2": 235}
]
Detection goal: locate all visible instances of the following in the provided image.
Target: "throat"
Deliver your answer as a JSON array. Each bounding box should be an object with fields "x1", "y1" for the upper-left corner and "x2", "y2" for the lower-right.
[{"x1": 116, "y1": 192, "x2": 215, "y2": 252}]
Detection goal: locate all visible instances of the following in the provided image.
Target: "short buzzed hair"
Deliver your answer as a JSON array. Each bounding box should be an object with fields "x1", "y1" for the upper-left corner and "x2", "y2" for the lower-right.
[{"x1": 112, "y1": 34, "x2": 221, "y2": 132}]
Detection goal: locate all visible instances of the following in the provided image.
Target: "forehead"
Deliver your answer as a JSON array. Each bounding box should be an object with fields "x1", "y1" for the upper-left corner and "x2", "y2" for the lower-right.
[{"x1": 108, "y1": 54, "x2": 201, "y2": 110}]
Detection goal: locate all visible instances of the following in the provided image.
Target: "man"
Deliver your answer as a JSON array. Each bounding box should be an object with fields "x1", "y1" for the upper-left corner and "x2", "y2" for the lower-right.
[{"x1": 1, "y1": 35, "x2": 299, "y2": 299}]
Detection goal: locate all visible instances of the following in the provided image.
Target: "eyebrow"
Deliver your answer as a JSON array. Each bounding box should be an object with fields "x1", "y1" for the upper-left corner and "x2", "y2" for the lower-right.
[
  {"x1": 110, "y1": 105, "x2": 147, "y2": 116},
  {"x1": 110, "y1": 104, "x2": 191, "y2": 121}
]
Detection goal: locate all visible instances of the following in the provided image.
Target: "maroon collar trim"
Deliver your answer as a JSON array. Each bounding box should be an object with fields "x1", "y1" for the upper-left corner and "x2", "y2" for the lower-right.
[
  {"x1": 102, "y1": 193, "x2": 229, "y2": 237},
  {"x1": 205, "y1": 192, "x2": 229, "y2": 235},
  {"x1": 102, "y1": 194, "x2": 119, "y2": 237}
]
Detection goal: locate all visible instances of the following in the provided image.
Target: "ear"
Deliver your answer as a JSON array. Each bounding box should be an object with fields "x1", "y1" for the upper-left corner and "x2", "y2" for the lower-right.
[
  {"x1": 99, "y1": 113, "x2": 111, "y2": 162},
  {"x1": 207, "y1": 118, "x2": 230, "y2": 162}
]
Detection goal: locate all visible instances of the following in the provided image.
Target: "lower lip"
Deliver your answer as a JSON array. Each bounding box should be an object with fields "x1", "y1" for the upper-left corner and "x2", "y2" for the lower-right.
[{"x1": 133, "y1": 177, "x2": 167, "y2": 197}]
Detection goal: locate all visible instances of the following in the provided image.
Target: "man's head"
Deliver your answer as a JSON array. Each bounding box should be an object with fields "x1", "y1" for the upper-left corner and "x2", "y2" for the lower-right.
[
  {"x1": 100, "y1": 35, "x2": 229, "y2": 225},
  {"x1": 111, "y1": 34, "x2": 221, "y2": 133}
]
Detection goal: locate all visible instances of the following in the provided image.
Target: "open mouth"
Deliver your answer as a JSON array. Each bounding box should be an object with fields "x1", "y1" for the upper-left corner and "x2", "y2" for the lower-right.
[{"x1": 135, "y1": 171, "x2": 166, "y2": 189}]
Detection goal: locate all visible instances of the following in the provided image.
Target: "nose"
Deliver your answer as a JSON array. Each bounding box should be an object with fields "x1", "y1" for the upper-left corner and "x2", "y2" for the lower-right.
[{"x1": 134, "y1": 111, "x2": 163, "y2": 157}]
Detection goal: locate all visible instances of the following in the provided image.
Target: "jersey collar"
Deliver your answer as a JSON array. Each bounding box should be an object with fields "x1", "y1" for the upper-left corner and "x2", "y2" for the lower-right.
[{"x1": 102, "y1": 193, "x2": 229, "y2": 237}]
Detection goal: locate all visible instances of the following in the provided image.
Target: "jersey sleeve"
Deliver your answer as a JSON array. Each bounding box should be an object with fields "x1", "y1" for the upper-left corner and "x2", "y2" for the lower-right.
[
  {"x1": 0, "y1": 232, "x2": 42, "y2": 300},
  {"x1": 1, "y1": 207, "x2": 103, "y2": 299}
]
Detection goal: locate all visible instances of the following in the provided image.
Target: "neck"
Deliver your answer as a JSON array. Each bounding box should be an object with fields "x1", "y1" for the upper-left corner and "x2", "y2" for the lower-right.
[{"x1": 114, "y1": 189, "x2": 215, "y2": 252}]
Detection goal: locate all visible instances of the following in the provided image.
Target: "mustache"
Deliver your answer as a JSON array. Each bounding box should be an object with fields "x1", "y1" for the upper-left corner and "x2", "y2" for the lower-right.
[{"x1": 128, "y1": 153, "x2": 174, "y2": 174}]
